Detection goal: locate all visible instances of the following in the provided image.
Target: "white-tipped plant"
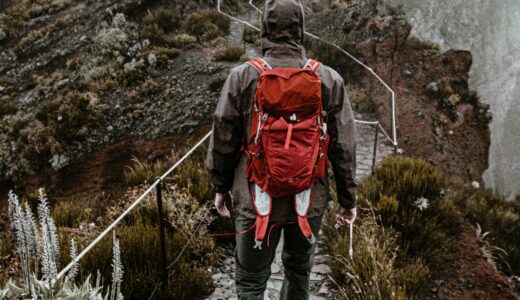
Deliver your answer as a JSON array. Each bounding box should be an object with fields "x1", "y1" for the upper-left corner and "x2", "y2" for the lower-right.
[
  {"x1": 23, "y1": 203, "x2": 40, "y2": 261},
  {"x1": 4, "y1": 189, "x2": 125, "y2": 299},
  {"x1": 110, "y1": 232, "x2": 124, "y2": 300},
  {"x1": 37, "y1": 188, "x2": 60, "y2": 284},
  {"x1": 65, "y1": 239, "x2": 79, "y2": 284},
  {"x1": 7, "y1": 190, "x2": 32, "y2": 288}
]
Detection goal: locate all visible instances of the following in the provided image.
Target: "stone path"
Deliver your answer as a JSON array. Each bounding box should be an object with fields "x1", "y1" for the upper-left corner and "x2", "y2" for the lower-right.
[{"x1": 208, "y1": 14, "x2": 395, "y2": 300}]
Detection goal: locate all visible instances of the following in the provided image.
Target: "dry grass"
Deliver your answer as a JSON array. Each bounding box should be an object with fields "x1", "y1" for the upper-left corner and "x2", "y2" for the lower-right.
[
  {"x1": 323, "y1": 156, "x2": 470, "y2": 298},
  {"x1": 214, "y1": 45, "x2": 245, "y2": 62},
  {"x1": 323, "y1": 190, "x2": 429, "y2": 298},
  {"x1": 0, "y1": 96, "x2": 17, "y2": 118},
  {"x1": 364, "y1": 156, "x2": 463, "y2": 264},
  {"x1": 406, "y1": 36, "x2": 440, "y2": 51},
  {"x1": 182, "y1": 9, "x2": 230, "y2": 42},
  {"x1": 0, "y1": 235, "x2": 15, "y2": 285},
  {"x1": 346, "y1": 84, "x2": 376, "y2": 114}
]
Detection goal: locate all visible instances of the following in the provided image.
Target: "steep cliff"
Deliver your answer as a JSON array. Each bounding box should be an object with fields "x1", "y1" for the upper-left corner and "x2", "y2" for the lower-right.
[
  {"x1": 305, "y1": 0, "x2": 491, "y2": 184},
  {"x1": 390, "y1": 0, "x2": 520, "y2": 199}
]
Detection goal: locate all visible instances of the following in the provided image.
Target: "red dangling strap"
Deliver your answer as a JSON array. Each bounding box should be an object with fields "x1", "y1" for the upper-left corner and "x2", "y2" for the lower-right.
[
  {"x1": 266, "y1": 221, "x2": 296, "y2": 248},
  {"x1": 284, "y1": 123, "x2": 293, "y2": 150},
  {"x1": 297, "y1": 216, "x2": 313, "y2": 240},
  {"x1": 255, "y1": 215, "x2": 270, "y2": 242}
]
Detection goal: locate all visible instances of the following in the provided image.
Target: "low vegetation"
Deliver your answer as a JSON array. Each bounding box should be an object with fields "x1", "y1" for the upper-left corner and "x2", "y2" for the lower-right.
[
  {"x1": 2, "y1": 188, "x2": 123, "y2": 299},
  {"x1": 325, "y1": 155, "x2": 520, "y2": 298},
  {"x1": 214, "y1": 45, "x2": 245, "y2": 62},
  {"x1": 449, "y1": 183, "x2": 520, "y2": 275},
  {"x1": 346, "y1": 84, "x2": 376, "y2": 114},
  {"x1": 183, "y1": 9, "x2": 230, "y2": 42},
  {"x1": 324, "y1": 156, "x2": 459, "y2": 298},
  {"x1": 406, "y1": 36, "x2": 440, "y2": 51},
  {"x1": 2, "y1": 145, "x2": 220, "y2": 299},
  {"x1": 426, "y1": 77, "x2": 492, "y2": 123}
]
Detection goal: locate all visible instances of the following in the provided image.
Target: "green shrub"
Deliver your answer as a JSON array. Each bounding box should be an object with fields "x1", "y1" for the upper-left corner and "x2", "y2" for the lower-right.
[
  {"x1": 182, "y1": 9, "x2": 230, "y2": 42},
  {"x1": 170, "y1": 34, "x2": 198, "y2": 48},
  {"x1": 214, "y1": 46, "x2": 245, "y2": 62},
  {"x1": 0, "y1": 274, "x2": 107, "y2": 299},
  {"x1": 322, "y1": 199, "x2": 424, "y2": 299},
  {"x1": 363, "y1": 155, "x2": 463, "y2": 264},
  {"x1": 448, "y1": 183, "x2": 520, "y2": 275},
  {"x1": 322, "y1": 156, "x2": 467, "y2": 298},
  {"x1": 123, "y1": 143, "x2": 233, "y2": 243}
]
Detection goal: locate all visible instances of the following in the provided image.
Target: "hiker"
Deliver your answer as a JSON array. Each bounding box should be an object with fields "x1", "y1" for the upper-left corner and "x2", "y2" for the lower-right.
[{"x1": 206, "y1": 0, "x2": 357, "y2": 298}]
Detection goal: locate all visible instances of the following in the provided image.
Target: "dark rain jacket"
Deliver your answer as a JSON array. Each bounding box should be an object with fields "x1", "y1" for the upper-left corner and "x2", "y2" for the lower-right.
[{"x1": 206, "y1": 0, "x2": 357, "y2": 222}]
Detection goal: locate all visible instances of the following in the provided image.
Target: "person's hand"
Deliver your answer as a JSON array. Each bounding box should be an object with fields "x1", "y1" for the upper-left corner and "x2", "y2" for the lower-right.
[
  {"x1": 335, "y1": 206, "x2": 357, "y2": 229},
  {"x1": 214, "y1": 192, "x2": 231, "y2": 218}
]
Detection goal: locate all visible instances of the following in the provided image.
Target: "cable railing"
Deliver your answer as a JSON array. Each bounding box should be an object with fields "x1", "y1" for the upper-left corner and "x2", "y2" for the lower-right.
[{"x1": 53, "y1": 3, "x2": 399, "y2": 298}]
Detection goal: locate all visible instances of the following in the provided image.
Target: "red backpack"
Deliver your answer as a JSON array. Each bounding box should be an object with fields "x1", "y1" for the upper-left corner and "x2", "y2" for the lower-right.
[{"x1": 245, "y1": 58, "x2": 330, "y2": 249}]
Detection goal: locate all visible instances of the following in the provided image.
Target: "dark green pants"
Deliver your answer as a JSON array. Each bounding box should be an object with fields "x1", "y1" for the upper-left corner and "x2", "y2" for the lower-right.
[{"x1": 234, "y1": 215, "x2": 323, "y2": 300}]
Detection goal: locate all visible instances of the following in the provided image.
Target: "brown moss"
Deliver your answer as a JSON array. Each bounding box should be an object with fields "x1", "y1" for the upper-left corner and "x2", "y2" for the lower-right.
[
  {"x1": 182, "y1": 9, "x2": 230, "y2": 42},
  {"x1": 208, "y1": 74, "x2": 227, "y2": 92},
  {"x1": 214, "y1": 45, "x2": 245, "y2": 62},
  {"x1": 0, "y1": 95, "x2": 17, "y2": 118},
  {"x1": 406, "y1": 36, "x2": 440, "y2": 51}
]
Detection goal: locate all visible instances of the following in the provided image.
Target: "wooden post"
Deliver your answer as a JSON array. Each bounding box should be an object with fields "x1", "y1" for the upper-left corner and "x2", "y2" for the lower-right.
[{"x1": 371, "y1": 124, "x2": 379, "y2": 175}]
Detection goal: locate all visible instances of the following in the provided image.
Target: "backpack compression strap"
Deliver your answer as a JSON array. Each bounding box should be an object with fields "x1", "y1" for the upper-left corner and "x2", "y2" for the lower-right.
[
  {"x1": 247, "y1": 58, "x2": 272, "y2": 74},
  {"x1": 303, "y1": 59, "x2": 322, "y2": 73}
]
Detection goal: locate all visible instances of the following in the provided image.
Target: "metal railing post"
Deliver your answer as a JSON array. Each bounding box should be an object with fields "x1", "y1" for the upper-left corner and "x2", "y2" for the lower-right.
[
  {"x1": 155, "y1": 179, "x2": 168, "y2": 297},
  {"x1": 371, "y1": 124, "x2": 379, "y2": 175}
]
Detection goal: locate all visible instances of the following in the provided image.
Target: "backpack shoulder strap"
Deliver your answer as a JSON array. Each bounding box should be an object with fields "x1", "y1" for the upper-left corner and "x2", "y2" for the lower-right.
[
  {"x1": 303, "y1": 59, "x2": 322, "y2": 73},
  {"x1": 247, "y1": 58, "x2": 272, "y2": 74}
]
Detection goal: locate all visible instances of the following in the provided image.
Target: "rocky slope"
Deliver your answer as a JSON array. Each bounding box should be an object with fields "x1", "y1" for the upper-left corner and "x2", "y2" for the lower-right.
[
  {"x1": 305, "y1": 0, "x2": 491, "y2": 185},
  {"x1": 390, "y1": 0, "x2": 520, "y2": 200},
  {"x1": 0, "y1": 0, "x2": 237, "y2": 193}
]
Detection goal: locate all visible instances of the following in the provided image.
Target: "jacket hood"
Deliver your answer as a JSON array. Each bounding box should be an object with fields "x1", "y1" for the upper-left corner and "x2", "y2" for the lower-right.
[{"x1": 261, "y1": 0, "x2": 306, "y2": 58}]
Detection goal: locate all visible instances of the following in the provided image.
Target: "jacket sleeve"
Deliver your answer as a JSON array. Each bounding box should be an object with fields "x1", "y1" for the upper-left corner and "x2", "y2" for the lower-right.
[
  {"x1": 327, "y1": 75, "x2": 357, "y2": 209},
  {"x1": 206, "y1": 67, "x2": 244, "y2": 194}
]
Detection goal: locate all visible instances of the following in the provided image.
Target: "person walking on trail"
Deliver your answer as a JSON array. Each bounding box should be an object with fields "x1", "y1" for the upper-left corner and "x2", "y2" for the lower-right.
[{"x1": 206, "y1": 0, "x2": 357, "y2": 298}]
